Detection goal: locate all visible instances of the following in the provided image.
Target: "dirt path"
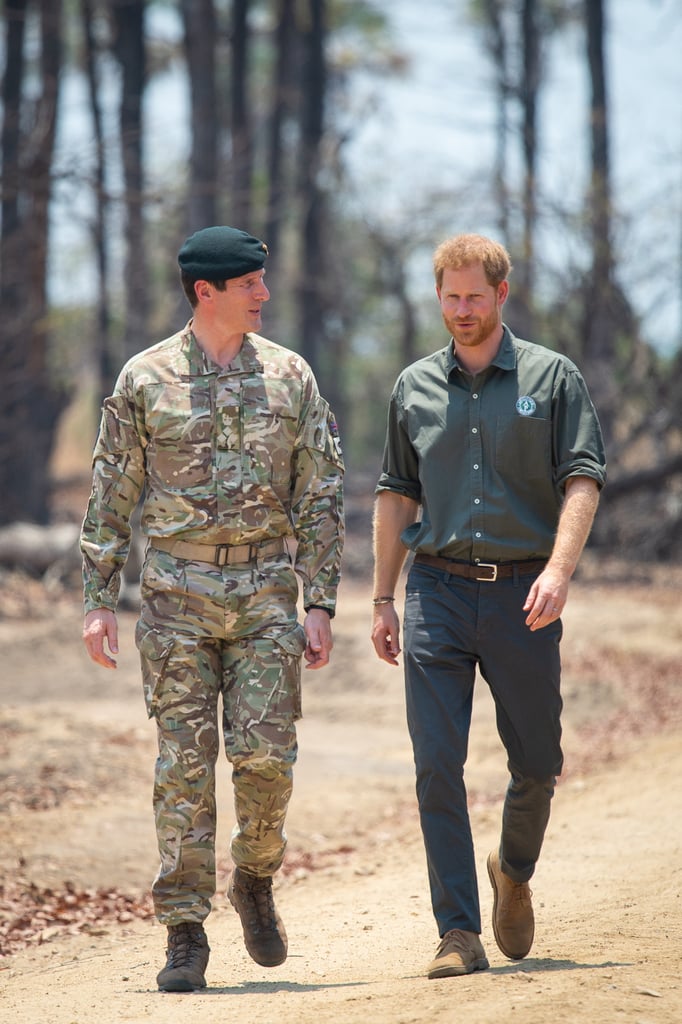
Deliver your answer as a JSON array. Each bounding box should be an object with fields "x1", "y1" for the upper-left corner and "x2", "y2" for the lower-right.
[{"x1": 1, "y1": 574, "x2": 681, "y2": 1023}]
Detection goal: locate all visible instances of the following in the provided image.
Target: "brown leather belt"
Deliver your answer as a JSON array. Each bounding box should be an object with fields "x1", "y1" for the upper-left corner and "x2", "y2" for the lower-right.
[
  {"x1": 414, "y1": 553, "x2": 547, "y2": 582},
  {"x1": 149, "y1": 535, "x2": 286, "y2": 567}
]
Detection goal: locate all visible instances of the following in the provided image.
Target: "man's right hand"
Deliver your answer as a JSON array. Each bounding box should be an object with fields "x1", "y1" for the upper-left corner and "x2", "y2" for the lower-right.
[
  {"x1": 371, "y1": 604, "x2": 402, "y2": 666},
  {"x1": 82, "y1": 608, "x2": 119, "y2": 669}
]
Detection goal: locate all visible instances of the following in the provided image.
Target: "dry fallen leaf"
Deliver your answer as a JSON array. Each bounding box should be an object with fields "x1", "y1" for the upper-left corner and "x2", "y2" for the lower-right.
[{"x1": 0, "y1": 879, "x2": 154, "y2": 956}]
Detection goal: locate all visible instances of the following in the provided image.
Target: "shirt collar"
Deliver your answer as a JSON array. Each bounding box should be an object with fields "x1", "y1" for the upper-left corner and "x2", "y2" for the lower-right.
[
  {"x1": 445, "y1": 324, "x2": 517, "y2": 376},
  {"x1": 491, "y1": 326, "x2": 517, "y2": 370},
  {"x1": 183, "y1": 322, "x2": 264, "y2": 375}
]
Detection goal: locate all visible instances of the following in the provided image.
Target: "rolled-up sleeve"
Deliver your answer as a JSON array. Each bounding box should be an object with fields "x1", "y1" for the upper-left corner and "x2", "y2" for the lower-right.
[
  {"x1": 375, "y1": 378, "x2": 422, "y2": 500},
  {"x1": 553, "y1": 367, "x2": 607, "y2": 492}
]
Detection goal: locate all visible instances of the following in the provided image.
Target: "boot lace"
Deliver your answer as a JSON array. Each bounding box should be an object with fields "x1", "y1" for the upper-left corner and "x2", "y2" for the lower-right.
[
  {"x1": 503, "y1": 881, "x2": 533, "y2": 909},
  {"x1": 238, "y1": 875, "x2": 278, "y2": 933},
  {"x1": 166, "y1": 924, "x2": 206, "y2": 967},
  {"x1": 437, "y1": 929, "x2": 474, "y2": 957}
]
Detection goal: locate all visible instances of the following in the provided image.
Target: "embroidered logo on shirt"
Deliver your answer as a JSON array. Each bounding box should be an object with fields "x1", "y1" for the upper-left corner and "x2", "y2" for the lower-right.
[{"x1": 516, "y1": 395, "x2": 537, "y2": 416}]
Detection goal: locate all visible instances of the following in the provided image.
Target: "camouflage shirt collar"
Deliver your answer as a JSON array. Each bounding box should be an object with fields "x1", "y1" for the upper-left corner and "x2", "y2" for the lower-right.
[{"x1": 183, "y1": 322, "x2": 265, "y2": 376}]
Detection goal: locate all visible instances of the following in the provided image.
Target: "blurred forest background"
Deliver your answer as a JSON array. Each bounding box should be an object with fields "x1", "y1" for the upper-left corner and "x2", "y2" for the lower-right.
[{"x1": 1, "y1": 0, "x2": 681, "y2": 567}]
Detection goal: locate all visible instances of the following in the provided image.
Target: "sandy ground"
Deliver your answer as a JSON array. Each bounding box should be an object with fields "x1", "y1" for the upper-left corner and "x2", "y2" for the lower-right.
[{"x1": 1, "y1": 569, "x2": 681, "y2": 1024}]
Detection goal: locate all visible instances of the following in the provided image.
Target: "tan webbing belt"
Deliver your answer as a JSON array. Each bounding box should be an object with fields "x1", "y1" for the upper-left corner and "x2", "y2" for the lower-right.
[{"x1": 149, "y1": 535, "x2": 286, "y2": 567}]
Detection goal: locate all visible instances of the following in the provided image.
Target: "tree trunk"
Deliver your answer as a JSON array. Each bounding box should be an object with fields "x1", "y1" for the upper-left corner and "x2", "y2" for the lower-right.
[
  {"x1": 264, "y1": 0, "x2": 296, "y2": 285},
  {"x1": 518, "y1": 0, "x2": 539, "y2": 320},
  {"x1": 370, "y1": 228, "x2": 418, "y2": 369},
  {"x1": 231, "y1": 0, "x2": 253, "y2": 227},
  {"x1": 586, "y1": 0, "x2": 611, "y2": 289},
  {"x1": 0, "y1": 0, "x2": 28, "y2": 524},
  {"x1": 181, "y1": 0, "x2": 218, "y2": 231},
  {"x1": 81, "y1": 0, "x2": 114, "y2": 404},
  {"x1": 582, "y1": 0, "x2": 616, "y2": 445},
  {"x1": 293, "y1": 1, "x2": 344, "y2": 416},
  {"x1": 296, "y1": 0, "x2": 325, "y2": 370},
  {"x1": 0, "y1": 0, "x2": 26, "y2": 322},
  {"x1": 481, "y1": 0, "x2": 511, "y2": 243},
  {"x1": 111, "y1": 0, "x2": 148, "y2": 364},
  {"x1": 0, "y1": 0, "x2": 65, "y2": 525}
]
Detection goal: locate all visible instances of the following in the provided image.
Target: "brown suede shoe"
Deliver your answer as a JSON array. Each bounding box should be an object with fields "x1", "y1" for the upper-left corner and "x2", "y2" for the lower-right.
[
  {"x1": 487, "y1": 850, "x2": 534, "y2": 959},
  {"x1": 426, "y1": 929, "x2": 489, "y2": 979},
  {"x1": 156, "y1": 922, "x2": 210, "y2": 992},
  {"x1": 228, "y1": 867, "x2": 288, "y2": 967}
]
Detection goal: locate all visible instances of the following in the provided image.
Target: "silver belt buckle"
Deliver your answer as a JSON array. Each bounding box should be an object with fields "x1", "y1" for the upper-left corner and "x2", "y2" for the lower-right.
[{"x1": 476, "y1": 562, "x2": 498, "y2": 581}]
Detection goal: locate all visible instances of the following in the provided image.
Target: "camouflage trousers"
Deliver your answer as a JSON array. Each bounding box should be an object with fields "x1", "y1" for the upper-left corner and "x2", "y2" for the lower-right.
[{"x1": 135, "y1": 545, "x2": 306, "y2": 925}]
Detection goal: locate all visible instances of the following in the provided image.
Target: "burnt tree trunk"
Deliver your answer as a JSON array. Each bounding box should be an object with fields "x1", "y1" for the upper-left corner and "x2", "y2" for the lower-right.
[
  {"x1": 111, "y1": 0, "x2": 148, "y2": 363},
  {"x1": 230, "y1": 0, "x2": 253, "y2": 227},
  {"x1": 181, "y1": 0, "x2": 219, "y2": 231},
  {"x1": 81, "y1": 0, "x2": 115, "y2": 404},
  {"x1": 264, "y1": 0, "x2": 296, "y2": 288},
  {"x1": 0, "y1": 0, "x2": 65, "y2": 524}
]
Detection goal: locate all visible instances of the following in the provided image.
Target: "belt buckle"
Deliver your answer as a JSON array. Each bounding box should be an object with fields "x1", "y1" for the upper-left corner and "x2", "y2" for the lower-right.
[
  {"x1": 214, "y1": 544, "x2": 230, "y2": 566},
  {"x1": 475, "y1": 562, "x2": 498, "y2": 582}
]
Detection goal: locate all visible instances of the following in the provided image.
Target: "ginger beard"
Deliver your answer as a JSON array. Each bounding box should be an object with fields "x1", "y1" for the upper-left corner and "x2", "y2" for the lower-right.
[{"x1": 442, "y1": 302, "x2": 502, "y2": 351}]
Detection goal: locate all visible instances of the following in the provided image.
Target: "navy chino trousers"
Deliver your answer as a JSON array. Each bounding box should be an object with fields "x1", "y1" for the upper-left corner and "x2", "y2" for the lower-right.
[{"x1": 403, "y1": 561, "x2": 564, "y2": 938}]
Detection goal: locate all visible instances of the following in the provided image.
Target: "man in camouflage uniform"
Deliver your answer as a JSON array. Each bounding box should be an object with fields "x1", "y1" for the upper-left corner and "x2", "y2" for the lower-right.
[{"x1": 80, "y1": 226, "x2": 344, "y2": 991}]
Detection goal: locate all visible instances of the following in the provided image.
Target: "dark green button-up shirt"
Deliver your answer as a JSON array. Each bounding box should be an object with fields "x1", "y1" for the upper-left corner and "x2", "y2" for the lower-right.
[{"x1": 376, "y1": 327, "x2": 606, "y2": 562}]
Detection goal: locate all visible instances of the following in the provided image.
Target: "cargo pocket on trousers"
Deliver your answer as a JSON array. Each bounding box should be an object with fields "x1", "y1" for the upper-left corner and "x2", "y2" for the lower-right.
[
  {"x1": 271, "y1": 623, "x2": 307, "y2": 721},
  {"x1": 135, "y1": 621, "x2": 175, "y2": 718}
]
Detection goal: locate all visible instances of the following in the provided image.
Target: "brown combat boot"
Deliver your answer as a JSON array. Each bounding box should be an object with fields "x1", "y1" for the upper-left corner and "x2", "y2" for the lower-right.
[
  {"x1": 487, "y1": 849, "x2": 535, "y2": 959},
  {"x1": 228, "y1": 867, "x2": 287, "y2": 967},
  {"x1": 156, "y1": 921, "x2": 210, "y2": 992},
  {"x1": 426, "y1": 929, "x2": 489, "y2": 979}
]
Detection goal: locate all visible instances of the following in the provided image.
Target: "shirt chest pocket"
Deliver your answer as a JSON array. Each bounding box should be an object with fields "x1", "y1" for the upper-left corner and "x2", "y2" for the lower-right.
[
  {"x1": 144, "y1": 381, "x2": 213, "y2": 487},
  {"x1": 494, "y1": 414, "x2": 551, "y2": 482},
  {"x1": 236, "y1": 378, "x2": 298, "y2": 486}
]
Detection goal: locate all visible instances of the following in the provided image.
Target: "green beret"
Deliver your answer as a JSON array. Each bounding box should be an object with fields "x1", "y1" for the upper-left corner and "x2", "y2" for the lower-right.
[{"x1": 178, "y1": 225, "x2": 269, "y2": 280}]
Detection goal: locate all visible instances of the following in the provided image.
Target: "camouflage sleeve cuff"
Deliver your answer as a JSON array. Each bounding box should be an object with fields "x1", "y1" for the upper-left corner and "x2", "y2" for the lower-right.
[
  {"x1": 304, "y1": 603, "x2": 335, "y2": 619},
  {"x1": 302, "y1": 586, "x2": 338, "y2": 617},
  {"x1": 83, "y1": 572, "x2": 120, "y2": 615}
]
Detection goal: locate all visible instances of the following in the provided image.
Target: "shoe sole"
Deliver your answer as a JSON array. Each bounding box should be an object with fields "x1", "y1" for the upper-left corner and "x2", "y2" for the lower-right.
[
  {"x1": 427, "y1": 956, "x2": 489, "y2": 980},
  {"x1": 158, "y1": 979, "x2": 207, "y2": 992},
  {"x1": 157, "y1": 978, "x2": 205, "y2": 987},
  {"x1": 487, "y1": 852, "x2": 533, "y2": 960}
]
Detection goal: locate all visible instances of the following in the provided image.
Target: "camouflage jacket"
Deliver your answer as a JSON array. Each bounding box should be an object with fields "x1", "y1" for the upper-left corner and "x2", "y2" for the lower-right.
[{"x1": 81, "y1": 324, "x2": 344, "y2": 614}]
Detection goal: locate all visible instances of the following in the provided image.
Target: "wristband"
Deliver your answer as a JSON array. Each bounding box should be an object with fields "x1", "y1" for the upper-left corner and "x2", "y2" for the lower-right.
[{"x1": 372, "y1": 596, "x2": 395, "y2": 606}]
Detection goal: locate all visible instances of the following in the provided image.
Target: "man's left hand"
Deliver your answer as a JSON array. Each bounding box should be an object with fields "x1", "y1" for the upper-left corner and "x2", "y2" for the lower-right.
[{"x1": 523, "y1": 567, "x2": 569, "y2": 631}]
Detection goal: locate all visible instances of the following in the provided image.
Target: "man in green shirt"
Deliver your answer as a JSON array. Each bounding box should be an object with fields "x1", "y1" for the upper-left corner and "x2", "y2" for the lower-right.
[
  {"x1": 81, "y1": 226, "x2": 344, "y2": 991},
  {"x1": 371, "y1": 233, "x2": 605, "y2": 979}
]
